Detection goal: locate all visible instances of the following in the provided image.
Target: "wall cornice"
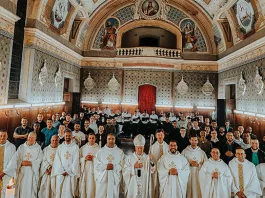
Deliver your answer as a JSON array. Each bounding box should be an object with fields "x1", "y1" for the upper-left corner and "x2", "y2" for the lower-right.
[
  {"x1": 0, "y1": 6, "x2": 20, "y2": 36},
  {"x1": 24, "y1": 28, "x2": 83, "y2": 65},
  {"x1": 218, "y1": 35, "x2": 265, "y2": 72}
]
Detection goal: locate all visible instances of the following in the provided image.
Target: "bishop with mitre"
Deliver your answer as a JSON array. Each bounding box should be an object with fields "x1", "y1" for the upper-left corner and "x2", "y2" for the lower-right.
[{"x1": 123, "y1": 134, "x2": 155, "y2": 198}]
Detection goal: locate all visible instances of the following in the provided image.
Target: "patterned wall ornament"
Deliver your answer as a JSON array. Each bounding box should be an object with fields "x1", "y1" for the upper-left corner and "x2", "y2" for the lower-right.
[
  {"x1": 108, "y1": 73, "x2": 120, "y2": 92},
  {"x1": 176, "y1": 75, "x2": 188, "y2": 95},
  {"x1": 55, "y1": 65, "x2": 63, "y2": 87},
  {"x1": 84, "y1": 72, "x2": 96, "y2": 91},
  {"x1": 254, "y1": 67, "x2": 264, "y2": 95},
  {"x1": 202, "y1": 76, "x2": 214, "y2": 96},
  {"x1": 238, "y1": 71, "x2": 246, "y2": 96},
  {"x1": 39, "y1": 60, "x2": 48, "y2": 86}
]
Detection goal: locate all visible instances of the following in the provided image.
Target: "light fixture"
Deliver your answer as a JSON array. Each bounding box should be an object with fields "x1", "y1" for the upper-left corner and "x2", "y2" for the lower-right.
[
  {"x1": 102, "y1": 102, "x2": 120, "y2": 105},
  {"x1": 121, "y1": 102, "x2": 138, "y2": 105},
  {"x1": 174, "y1": 105, "x2": 193, "y2": 108},
  {"x1": 234, "y1": 110, "x2": 243, "y2": 114},
  {"x1": 197, "y1": 106, "x2": 215, "y2": 110},
  {"x1": 80, "y1": 101, "x2": 98, "y2": 104},
  {"x1": 155, "y1": 104, "x2": 173, "y2": 108},
  {"x1": 256, "y1": 114, "x2": 265, "y2": 118},
  {"x1": 14, "y1": 104, "x2": 31, "y2": 108},
  {"x1": 0, "y1": 105, "x2": 14, "y2": 109},
  {"x1": 243, "y1": 111, "x2": 256, "y2": 116}
]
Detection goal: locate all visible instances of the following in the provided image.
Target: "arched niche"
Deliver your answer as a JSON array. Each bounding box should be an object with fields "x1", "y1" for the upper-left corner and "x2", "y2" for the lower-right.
[{"x1": 116, "y1": 20, "x2": 182, "y2": 49}]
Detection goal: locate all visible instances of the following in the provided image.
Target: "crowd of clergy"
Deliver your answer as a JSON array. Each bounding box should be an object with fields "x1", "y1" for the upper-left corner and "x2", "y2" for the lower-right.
[{"x1": 1, "y1": 107, "x2": 265, "y2": 198}]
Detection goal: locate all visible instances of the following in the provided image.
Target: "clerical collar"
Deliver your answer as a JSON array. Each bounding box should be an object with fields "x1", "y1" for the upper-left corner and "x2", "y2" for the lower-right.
[
  {"x1": 190, "y1": 145, "x2": 198, "y2": 150},
  {"x1": 169, "y1": 151, "x2": 179, "y2": 155},
  {"x1": 193, "y1": 126, "x2": 200, "y2": 130},
  {"x1": 209, "y1": 158, "x2": 222, "y2": 162},
  {"x1": 26, "y1": 142, "x2": 36, "y2": 146}
]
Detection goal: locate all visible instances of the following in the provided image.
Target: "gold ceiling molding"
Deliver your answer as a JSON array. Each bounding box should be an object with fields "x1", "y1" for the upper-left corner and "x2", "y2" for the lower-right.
[
  {"x1": 218, "y1": 35, "x2": 265, "y2": 72},
  {"x1": 24, "y1": 28, "x2": 82, "y2": 65},
  {"x1": 84, "y1": 0, "x2": 216, "y2": 54},
  {"x1": 181, "y1": 63, "x2": 218, "y2": 71}
]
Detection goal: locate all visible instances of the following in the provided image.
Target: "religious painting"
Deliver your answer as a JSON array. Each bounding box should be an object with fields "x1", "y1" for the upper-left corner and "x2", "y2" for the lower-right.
[
  {"x1": 141, "y1": 0, "x2": 159, "y2": 16},
  {"x1": 234, "y1": 0, "x2": 255, "y2": 34},
  {"x1": 101, "y1": 18, "x2": 120, "y2": 50},
  {"x1": 180, "y1": 19, "x2": 198, "y2": 52},
  {"x1": 51, "y1": 0, "x2": 70, "y2": 29}
]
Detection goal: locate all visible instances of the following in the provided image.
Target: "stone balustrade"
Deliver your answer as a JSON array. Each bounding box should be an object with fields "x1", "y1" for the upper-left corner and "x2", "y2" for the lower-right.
[{"x1": 116, "y1": 47, "x2": 181, "y2": 59}]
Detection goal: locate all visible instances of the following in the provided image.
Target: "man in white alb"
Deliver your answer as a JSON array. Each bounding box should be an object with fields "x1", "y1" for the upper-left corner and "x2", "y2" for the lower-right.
[
  {"x1": 158, "y1": 140, "x2": 190, "y2": 198},
  {"x1": 39, "y1": 135, "x2": 59, "y2": 198},
  {"x1": 181, "y1": 136, "x2": 207, "y2": 198},
  {"x1": 0, "y1": 130, "x2": 17, "y2": 198},
  {"x1": 256, "y1": 162, "x2": 265, "y2": 197},
  {"x1": 149, "y1": 129, "x2": 168, "y2": 198},
  {"x1": 16, "y1": 132, "x2": 43, "y2": 198},
  {"x1": 94, "y1": 133, "x2": 125, "y2": 198},
  {"x1": 123, "y1": 134, "x2": 155, "y2": 198},
  {"x1": 79, "y1": 133, "x2": 100, "y2": 198},
  {"x1": 51, "y1": 130, "x2": 80, "y2": 198},
  {"x1": 229, "y1": 147, "x2": 262, "y2": 198},
  {"x1": 199, "y1": 148, "x2": 233, "y2": 198}
]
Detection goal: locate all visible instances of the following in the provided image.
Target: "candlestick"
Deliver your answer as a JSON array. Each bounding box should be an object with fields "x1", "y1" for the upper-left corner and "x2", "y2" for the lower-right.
[{"x1": 5, "y1": 178, "x2": 15, "y2": 198}]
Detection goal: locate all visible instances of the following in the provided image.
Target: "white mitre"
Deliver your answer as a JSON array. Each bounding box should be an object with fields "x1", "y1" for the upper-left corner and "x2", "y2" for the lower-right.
[{"x1": 133, "y1": 134, "x2": 145, "y2": 146}]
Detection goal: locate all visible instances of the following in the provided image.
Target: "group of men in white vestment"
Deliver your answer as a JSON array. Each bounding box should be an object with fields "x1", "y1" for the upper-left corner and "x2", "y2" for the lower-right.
[{"x1": 1, "y1": 128, "x2": 265, "y2": 198}]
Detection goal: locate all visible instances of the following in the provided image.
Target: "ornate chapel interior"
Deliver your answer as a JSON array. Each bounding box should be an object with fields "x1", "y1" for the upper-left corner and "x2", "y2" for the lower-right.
[{"x1": 0, "y1": 0, "x2": 265, "y2": 140}]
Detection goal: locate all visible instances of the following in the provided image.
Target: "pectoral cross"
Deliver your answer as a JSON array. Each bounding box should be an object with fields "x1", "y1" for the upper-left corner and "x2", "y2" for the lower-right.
[
  {"x1": 24, "y1": 152, "x2": 32, "y2": 160},
  {"x1": 50, "y1": 153, "x2": 55, "y2": 162},
  {"x1": 107, "y1": 154, "x2": 114, "y2": 163},
  {"x1": 64, "y1": 151, "x2": 71, "y2": 160}
]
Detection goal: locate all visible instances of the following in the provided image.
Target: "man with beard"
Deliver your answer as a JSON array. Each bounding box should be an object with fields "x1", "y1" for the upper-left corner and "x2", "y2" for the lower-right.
[
  {"x1": 229, "y1": 148, "x2": 262, "y2": 198},
  {"x1": 220, "y1": 131, "x2": 240, "y2": 164},
  {"x1": 51, "y1": 131, "x2": 80, "y2": 198},
  {"x1": 199, "y1": 148, "x2": 233, "y2": 198},
  {"x1": 79, "y1": 133, "x2": 100, "y2": 198},
  {"x1": 39, "y1": 135, "x2": 59, "y2": 198},
  {"x1": 0, "y1": 130, "x2": 17, "y2": 198},
  {"x1": 181, "y1": 136, "x2": 207, "y2": 198},
  {"x1": 30, "y1": 121, "x2": 45, "y2": 149},
  {"x1": 94, "y1": 133, "x2": 125, "y2": 198},
  {"x1": 16, "y1": 132, "x2": 43, "y2": 198},
  {"x1": 123, "y1": 134, "x2": 155, "y2": 198},
  {"x1": 42, "y1": 118, "x2": 58, "y2": 147},
  {"x1": 13, "y1": 117, "x2": 31, "y2": 148},
  {"x1": 158, "y1": 140, "x2": 190, "y2": 198},
  {"x1": 150, "y1": 129, "x2": 169, "y2": 198},
  {"x1": 245, "y1": 138, "x2": 265, "y2": 166}
]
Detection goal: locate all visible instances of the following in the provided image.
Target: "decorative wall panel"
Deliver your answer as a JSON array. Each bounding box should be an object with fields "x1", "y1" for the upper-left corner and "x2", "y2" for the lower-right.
[
  {"x1": 218, "y1": 57, "x2": 265, "y2": 114},
  {"x1": 123, "y1": 70, "x2": 172, "y2": 105},
  {"x1": 81, "y1": 68, "x2": 122, "y2": 103},
  {"x1": 112, "y1": 5, "x2": 134, "y2": 25},
  {"x1": 174, "y1": 72, "x2": 217, "y2": 107},
  {"x1": 0, "y1": 34, "x2": 12, "y2": 104},
  {"x1": 19, "y1": 49, "x2": 80, "y2": 103},
  {"x1": 81, "y1": 68, "x2": 218, "y2": 107}
]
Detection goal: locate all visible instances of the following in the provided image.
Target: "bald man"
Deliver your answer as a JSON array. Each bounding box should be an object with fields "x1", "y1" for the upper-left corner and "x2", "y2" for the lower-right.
[
  {"x1": 39, "y1": 135, "x2": 59, "y2": 198},
  {"x1": 16, "y1": 132, "x2": 43, "y2": 198},
  {"x1": 0, "y1": 130, "x2": 17, "y2": 198}
]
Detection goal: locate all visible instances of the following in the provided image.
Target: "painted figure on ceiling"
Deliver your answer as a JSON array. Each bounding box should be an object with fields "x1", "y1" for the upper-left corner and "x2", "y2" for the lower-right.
[
  {"x1": 101, "y1": 20, "x2": 118, "y2": 50},
  {"x1": 182, "y1": 22, "x2": 198, "y2": 52},
  {"x1": 142, "y1": 1, "x2": 158, "y2": 16}
]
